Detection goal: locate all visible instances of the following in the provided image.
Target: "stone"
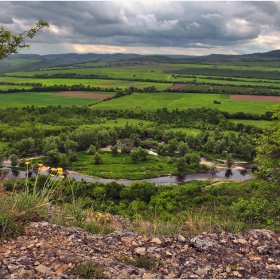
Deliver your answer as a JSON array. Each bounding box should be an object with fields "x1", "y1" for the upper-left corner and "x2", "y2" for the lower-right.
[
  {"x1": 135, "y1": 247, "x2": 146, "y2": 255},
  {"x1": 177, "y1": 235, "x2": 186, "y2": 242},
  {"x1": 35, "y1": 264, "x2": 50, "y2": 274},
  {"x1": 151, "y1": 238, "x2": 162, "y2": 245},
  {"x1": 238, "y1": 239, "x2": 248, "y2": 245},
  {"x1": 196, "y1": 266, "x2": 210, "y2": 278},
  {"x1": 143, "y1": 273, "x2": 157, "y2": 279}
]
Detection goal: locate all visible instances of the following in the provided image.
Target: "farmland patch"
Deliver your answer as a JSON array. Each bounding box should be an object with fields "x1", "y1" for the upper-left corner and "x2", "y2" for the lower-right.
[
  {"x1": 54, "y1": 91, "x2": 115, "y2": 100},
  {"x1": 168, "y1": 83, "x2": 186, "y2": 90},
  {"x1": 231, "y1": 94, "x2": 280, "y2": 102}
]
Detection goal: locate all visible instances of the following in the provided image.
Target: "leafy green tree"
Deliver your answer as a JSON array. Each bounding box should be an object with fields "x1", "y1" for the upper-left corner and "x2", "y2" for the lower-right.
[
  {"x1": 111, "y1": 145, "x2": 119, "y2": 156},
  {"x1": 42, "y1": 136, "x2": 59, "y2": 155},
  {"x1": 17, "y1": 137, "x2": 35, "y2": 154},
  {"x1": 64, "y1": 139, "x2": 78, "y2": 153},
  {"x1": 226, "y1": 153, "x2": 234, "y2": 168},
  {"x1": 59, "y1": 154, "x2": 68, "y2": 168},
  {"x1": 178, "y1": 142, "x2": 190, "y2": 156},
  {"x1": 168, "y1": 138, "x2": 178, "y2": 152},
  {"x1": 177, "y1": 157, "x2": 188, "y2": 173},
  {"x1": 69, "y1": 152, "x2": 78, "y2": 162},
  {"x1": 0, "y1": 19, "x2": 49, "y2": 60},
  {"x1": 10, "y1": 154, "x2": 19, "y2": 167},
  {"x1": 156, "y1": 144, "x2": 166, "y2": 156},
  {"x1": 87, "y1": 145, "x2": 96, "y2": 155},
  {"x1": 94, "y1": 152, "x2": 103, "y2": 165},
  {"x1": 46, "y1": 149, "x2": 60, "y2": 165},
  {"x1": 130, "y1": 148, "x2": 140, "y2": 163},
  {"x1": 255, "y1": 105, "x2": 280, "y2": 182}
]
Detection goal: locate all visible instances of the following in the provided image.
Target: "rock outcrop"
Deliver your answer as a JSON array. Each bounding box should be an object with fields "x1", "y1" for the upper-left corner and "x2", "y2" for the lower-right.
[{"x1": 0, "y1": 221, "x2": 279, "y2": 279}]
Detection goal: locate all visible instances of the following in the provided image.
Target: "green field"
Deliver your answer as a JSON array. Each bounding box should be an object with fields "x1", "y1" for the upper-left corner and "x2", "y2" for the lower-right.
[
  {"x1": 0, "y1": 92, "x2": 102, "y2": 108},
  {"x1": 230, "y1": 119, "x2": 273, "y2": 128},
  {"x1": 66, "y1": 151, "x2": 202, "y2": 180},
  {"x1": 0, "y1": 76, "x2": 172, "y2": 91},
  {"x1": 91, "y1": 92, "x2": 277, "y2": 114}
]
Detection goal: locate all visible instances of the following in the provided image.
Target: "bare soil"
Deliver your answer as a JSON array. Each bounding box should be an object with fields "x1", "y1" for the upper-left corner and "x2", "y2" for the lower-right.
[
  {"x1": 54, "y1": 91, "x2": 114, "y2": 100},
  {"x1": 168, "y1": 83, "x2": 186, "y2": 90},
  {"x1": 231, "y1": 94, "x2": 280, "y2": 102}
]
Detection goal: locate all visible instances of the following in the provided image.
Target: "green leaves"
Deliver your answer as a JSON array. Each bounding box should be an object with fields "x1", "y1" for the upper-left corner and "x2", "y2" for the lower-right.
[{"x1": 0, "y1": 19, "x2": 49, "y2": 60}]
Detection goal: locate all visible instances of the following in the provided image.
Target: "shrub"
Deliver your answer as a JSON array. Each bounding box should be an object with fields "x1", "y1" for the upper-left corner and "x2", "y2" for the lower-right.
[{"x1": 71, "y1": 261, "x2": 104, "y2": 279}]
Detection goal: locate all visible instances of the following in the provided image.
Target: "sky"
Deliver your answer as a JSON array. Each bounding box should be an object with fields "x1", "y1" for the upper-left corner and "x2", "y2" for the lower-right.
[{"x1": 1, "y1": 1, "x2": 280, "y2": 56}]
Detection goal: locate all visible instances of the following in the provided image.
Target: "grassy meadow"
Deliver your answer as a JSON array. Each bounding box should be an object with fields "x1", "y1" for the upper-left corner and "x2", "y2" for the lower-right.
[
  {"x1": 91, "y1": 92, "x2": 276, "y2": 114},
  {"x1": 0, "y1": 92, "x2": 102, "y2": 108}
]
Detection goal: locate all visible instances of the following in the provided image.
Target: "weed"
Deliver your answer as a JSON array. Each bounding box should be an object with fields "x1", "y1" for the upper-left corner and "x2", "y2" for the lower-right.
[
  {"x1": 71, "y1": 261, "x2": 104, "y2": 279},
  {"x1": 133, "y1": 255, "x2": 162, "y2": 271},
  {"x1": 115, "y1": 252, "x2": 162, "y2": 272}
]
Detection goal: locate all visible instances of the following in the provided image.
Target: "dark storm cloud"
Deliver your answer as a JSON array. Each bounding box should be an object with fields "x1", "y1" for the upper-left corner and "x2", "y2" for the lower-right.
[{"x1": 1, "y1": 1, "x2": 280, "y2": 55}]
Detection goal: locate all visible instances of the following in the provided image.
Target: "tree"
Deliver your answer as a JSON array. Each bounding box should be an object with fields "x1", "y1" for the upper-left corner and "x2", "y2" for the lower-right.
[
  {"x1": 178, "y1": 141, "x2": 190, "y2": 156},
  {"x1": 177, "y1": 157, "x2": 188, "y2": 173},
  {"x1": 94, "y1": 152, "x2": 103, "y2": 165},
  {"x1": 111, "y1": 145, "x2": 119, "y2": 156},
  {"x1": 10, "y1": 154, "x2": 19, "y2": 167},
  {"x1": 255, "y1": 105, "x2": 280, "y2": 182},
  {"x1": 87, "y1": 145, "x2": 96, "y2": 155},
  {"x1": 46, "y1": 149, "x2": 60, "y2": 165},
  {"x1": 0, "y1": 19, "x2": 49, "y2": 60},
  {"x1": 226, "y1": 153, "x2": 234, "y2": 168}
]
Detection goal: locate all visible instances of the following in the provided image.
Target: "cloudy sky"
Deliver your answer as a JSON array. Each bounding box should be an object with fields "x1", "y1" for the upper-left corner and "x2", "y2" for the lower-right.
[{"x1": 1, "y1": 1, "x2": 280, "y2": 56}]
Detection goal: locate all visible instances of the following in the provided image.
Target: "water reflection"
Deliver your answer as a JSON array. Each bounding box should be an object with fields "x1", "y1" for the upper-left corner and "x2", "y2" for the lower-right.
[{"x1": 1, "y1": 168, "x2": 252, "y2": 186}]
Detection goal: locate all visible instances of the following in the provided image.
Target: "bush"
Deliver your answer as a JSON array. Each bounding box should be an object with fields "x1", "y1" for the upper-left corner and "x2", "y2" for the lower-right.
[{"x1": 71, "y1": 261, "x2": 104, "y2": 279}]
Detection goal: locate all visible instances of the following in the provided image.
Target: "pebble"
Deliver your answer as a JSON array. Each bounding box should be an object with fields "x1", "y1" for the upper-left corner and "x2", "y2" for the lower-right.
[{"x1": 0, "y1": 221, "x2": 279, "y2": 279}]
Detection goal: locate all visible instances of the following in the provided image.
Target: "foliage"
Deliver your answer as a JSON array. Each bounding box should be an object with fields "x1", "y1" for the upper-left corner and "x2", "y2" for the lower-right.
[
  {"x1": 255, "y1": 104, "x2": 280, "y2": 182},
  {"x1": 0, "y1": 19, "x2": 49, "y2": 60},
  {"x1": 9, "y1": 153, "x2": 19, "y2": 166},
  {"x1": 115, "y1": 253, "x2": 162, "y2": 272},
  {"x1": 70, "y1": 261, "x2": 104, "y2": 279},
  {"x1": 93, "y1": 152, "x2": 103, "y2": 164}
]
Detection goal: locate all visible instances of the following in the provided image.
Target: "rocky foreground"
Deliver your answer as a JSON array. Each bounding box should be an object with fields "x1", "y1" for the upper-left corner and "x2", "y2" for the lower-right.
[{"x1": 0, "y1": 219, "x2": 280, "y2": 279}]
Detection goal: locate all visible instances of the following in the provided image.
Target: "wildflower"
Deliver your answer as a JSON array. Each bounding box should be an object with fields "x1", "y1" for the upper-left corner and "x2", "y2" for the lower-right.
[
  {"x1": 25, "y1": 161, "x2": 30, "y2": 165},
  {"x1": 38, "y1": 163, "x2": 43, "y2": 167},
  {"x1": 50, "y1": 174, "x2": 55, "y2": 177},
  {"x1": 60, "y1": 175, "x2": 65, "y2": 179}
]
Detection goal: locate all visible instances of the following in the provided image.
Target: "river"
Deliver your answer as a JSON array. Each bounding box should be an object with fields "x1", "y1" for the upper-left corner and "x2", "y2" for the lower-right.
[{"x1": 1, "y1": 168, "x2": 252, "y2": 186}]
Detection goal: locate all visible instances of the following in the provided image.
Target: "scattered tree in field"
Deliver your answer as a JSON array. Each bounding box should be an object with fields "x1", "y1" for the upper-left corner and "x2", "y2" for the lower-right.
[
  {"x1": 178, "y1": 141, "x2": 190, "y2": 156},
  {"x1": 111, "y1": 145, "x2": 119, "y2": 156},
  {"x1": 69, "y1": 152, "x2": 78, "y2": 162},
  {"x1": 226, "y1": 153, "x2": 234, "y2": 168},
  {"x1": 46, "y1": 149, "x2": 60, "y2": 165},
  {"x1": 177, "y1": 157, "x2": 188, "y2": 172},
  {"x1": 87, "y1": 145, "x2": 96, "y2": 155},
  {"x1": 10, "y1": 154, "x2": 19, "y2": 167},
  {"x1": 0, "y1": 19, "x2": 49, "y2": 60},
  {"x1": 130, "y1": 147, "x2": 149, "y2": 163},
  {"x1": 59, "y1": 154, "x2": 68, "y2": 168},
  {"x1": 94, "y1": 152, "x2": 103, "y2": 164},
  {"x1": 64, "y1": 139, "x2": 78, "y2": 153}
]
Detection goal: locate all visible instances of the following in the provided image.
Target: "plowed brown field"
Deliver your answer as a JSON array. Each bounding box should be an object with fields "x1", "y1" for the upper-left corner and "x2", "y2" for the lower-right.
[
  {"x1": 55, "y1": 91, "x2": 114, "y2": 99},
  {"x1": 231, "y1": 94, "x2": 280, "y2": 102},
  {"x1": 168, "y1": 83, "x2": 186, "y2": 90}
]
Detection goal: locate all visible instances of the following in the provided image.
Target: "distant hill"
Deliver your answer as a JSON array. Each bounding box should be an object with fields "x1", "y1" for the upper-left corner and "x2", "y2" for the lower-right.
[{"x1": 0, "y1": 49, "x2": 280, "y2": 73}]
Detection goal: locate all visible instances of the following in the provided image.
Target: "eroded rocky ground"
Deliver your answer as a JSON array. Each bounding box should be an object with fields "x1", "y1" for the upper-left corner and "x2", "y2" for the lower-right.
[{"x1": 0, "y1": 219, "x2": 280, "y2": 279}]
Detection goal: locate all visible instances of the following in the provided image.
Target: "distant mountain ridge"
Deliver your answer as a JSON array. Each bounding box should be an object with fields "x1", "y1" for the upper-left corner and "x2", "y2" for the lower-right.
[{"x1": 0, "y1": 49, "x2": 280, "y2": 73}]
